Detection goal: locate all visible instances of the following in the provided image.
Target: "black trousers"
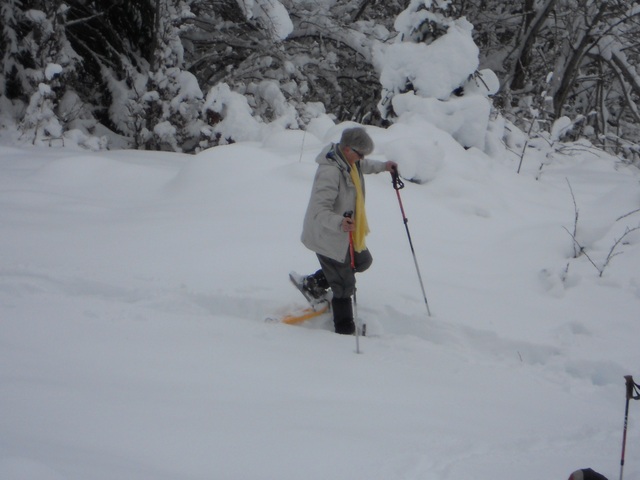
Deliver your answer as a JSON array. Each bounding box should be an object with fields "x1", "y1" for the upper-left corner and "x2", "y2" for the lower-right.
[{"x1": 317, "y1": 247, "x2": 372, "y2": 299}]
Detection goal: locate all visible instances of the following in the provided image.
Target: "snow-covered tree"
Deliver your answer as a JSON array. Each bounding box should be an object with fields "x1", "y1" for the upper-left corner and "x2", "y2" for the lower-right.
[
  {"x1": 457, "y1": 0, "x2": 640, "y2": 161},
  {"x1": 1, "y1": 0, "x2": 23, "y2": 100},
  {"x1": 20, "y1": 67, "x2": 63, "y2": 145},
  {"x1": 0, "y1": 1, "x2": 112, "y2": 146},
  {"x1": 141, "y1": 0, "x2": 205, "y2": 152},
  {"x1": 379, "y1": 0, "x2": 477, "y2": 107},
  {"x1": 547, "y1": 0, "x2": 640, "y2": 159},
  {"x1": 184, "y1": 0, "x2": 400, "y2": 132},
  {"x1": 64, "y1": 0, "x2": 155, "y2": 146},
  {"x1": 200, "y1": 82, "x2": 263, "y2": 146},
  {"x1": 2, "y1": 0, "x2": 640, "y2": 160},
  {"x1": 376, "y1": 0, "x2": 497, "y2": 150},
  {"x1": 11, "y1": 2, "x2": 84, "y2": 144},
  {"x1": 236, "y1": 0, "x2": 293, "y2": 41}
]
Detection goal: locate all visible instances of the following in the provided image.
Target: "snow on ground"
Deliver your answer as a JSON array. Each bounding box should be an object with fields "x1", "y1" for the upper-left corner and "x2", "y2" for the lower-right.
[{"x1": 1, "y1": 123, "x2": 639, "y2": 480}]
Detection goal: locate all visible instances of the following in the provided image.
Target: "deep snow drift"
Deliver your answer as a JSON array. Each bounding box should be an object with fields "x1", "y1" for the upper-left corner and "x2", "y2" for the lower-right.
[{"x1": 1, "y1": 120, "x2": 640, "y2": 480}]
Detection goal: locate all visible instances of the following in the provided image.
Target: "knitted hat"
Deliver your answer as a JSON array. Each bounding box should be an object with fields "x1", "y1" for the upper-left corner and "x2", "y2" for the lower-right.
[{"x1": 339, "y1": 127, "x2": 374, "y2": 156}]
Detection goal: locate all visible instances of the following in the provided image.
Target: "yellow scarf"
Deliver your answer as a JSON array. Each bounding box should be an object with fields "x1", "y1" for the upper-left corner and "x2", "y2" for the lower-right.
[{"x1": 349, "y1": 164, "x2": 369, "y2": 252}]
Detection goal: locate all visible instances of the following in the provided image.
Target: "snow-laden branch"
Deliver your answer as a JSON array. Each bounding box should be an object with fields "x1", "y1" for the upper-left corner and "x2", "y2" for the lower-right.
[
  {"x1": 288, "y1": 14, "x2": 382, "y2": 61},
  {"x1": 63, "y1": 11, "x2": 106, "y2": 28}
]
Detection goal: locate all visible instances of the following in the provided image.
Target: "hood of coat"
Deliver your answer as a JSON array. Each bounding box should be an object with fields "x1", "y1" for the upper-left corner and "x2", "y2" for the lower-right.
[{"x1": 316, "y1": 143, "x2": 351, "y2": 172}]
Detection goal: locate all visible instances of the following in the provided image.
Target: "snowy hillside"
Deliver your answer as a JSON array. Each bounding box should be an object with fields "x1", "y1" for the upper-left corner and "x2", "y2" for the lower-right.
[{"x1": 1, "y1": 120, "x2": 640, "y2": 480}]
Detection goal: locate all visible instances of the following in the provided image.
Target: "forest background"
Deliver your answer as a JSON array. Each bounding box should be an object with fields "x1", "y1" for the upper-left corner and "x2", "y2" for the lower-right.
[{"x1": 1, "y1": 0, "x2": 640, "y2": 164}]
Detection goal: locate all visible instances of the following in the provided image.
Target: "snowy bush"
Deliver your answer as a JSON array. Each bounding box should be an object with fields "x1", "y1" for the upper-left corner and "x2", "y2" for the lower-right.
[
  {"x1": 6, "y1": 6, "x2": 74, "y2": 143},
  {"x1": 247, "y1": 80, "x2": 299, "y2": 130},
  {"x1": 20, "y1": 82, "x2": 62, "y2": 144},
  {"x1": 4, "y1": 0, "x2": 640, "y2": 159},
  {"x1": 376, "y1": 0, "x2": 497, "y2": 151},
  {"x1": 144, "y1": 68, "x2": 204, "y2": 152},
  {"x1": 201, "y1": 83, "x2": 263, "y2": 147},
  {"x1": 236, "y1": 0, "x2": 293, "y2": 41}
]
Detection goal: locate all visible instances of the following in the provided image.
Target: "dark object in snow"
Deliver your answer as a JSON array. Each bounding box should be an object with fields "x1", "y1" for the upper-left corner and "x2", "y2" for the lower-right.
[{"x1": 568, "y1": 468, "x2": 608, "y2": 480}]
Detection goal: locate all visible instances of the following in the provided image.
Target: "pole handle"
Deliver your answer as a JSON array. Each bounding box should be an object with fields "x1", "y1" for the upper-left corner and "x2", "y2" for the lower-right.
[
  {"x1": 391, "y1": 167, "x2": 405, "y2": 190},
  {"x1": 344, "y1": 211, "x2": 355, "y2": 271},
  {"x1": 625, "y1": 375, "x2": 640, "y2": 400},
  {"x1": 625, "y1": 376, "x2": 634, "y2": 400}
]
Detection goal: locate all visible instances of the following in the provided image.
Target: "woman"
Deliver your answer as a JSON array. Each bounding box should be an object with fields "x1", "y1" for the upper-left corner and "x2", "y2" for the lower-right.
[{"x1": 299, "y1": 127, "x2": 397, "y2": 334}]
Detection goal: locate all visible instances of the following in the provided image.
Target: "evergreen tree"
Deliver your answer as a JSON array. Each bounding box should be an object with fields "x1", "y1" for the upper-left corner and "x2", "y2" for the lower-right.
[
  {"x1": 1, "y1": 0, "x2": 24, "y2": 101},
  {"x1": 141, "y1": 0, "x2": 204, "y2": 152},
  {"x1": 63, "y1": 0, "x2": 155, "y2": 141},
  {"x1": 8, "y1": 1, "x2": 84, "y2": 144}
]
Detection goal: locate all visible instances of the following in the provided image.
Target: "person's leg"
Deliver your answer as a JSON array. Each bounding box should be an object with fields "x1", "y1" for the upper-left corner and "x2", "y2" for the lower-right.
[
  {"x1": 316, "y1": 252, "x2": 355, "y2": 299},
  {"x1": 316, "y1": 251, "x2": 356, "y2": 334},
  {"x1": 331, "y1": 297, "x2": 354, "y2": 334}
]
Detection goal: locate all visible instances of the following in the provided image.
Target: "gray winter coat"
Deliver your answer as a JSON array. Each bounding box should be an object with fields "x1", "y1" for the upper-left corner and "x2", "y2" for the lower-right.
[{"x1": 301, "y1": 143, "x2": 387, "y2": 262}]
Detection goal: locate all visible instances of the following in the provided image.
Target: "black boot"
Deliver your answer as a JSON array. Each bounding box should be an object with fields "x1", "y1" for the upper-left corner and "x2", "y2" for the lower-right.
[
  {"x1": 331, "y1": 297, "x2": 355, "y2": 335},
  {"x1": 303, "y1": 269, "x2": 330, "y2": 301}
]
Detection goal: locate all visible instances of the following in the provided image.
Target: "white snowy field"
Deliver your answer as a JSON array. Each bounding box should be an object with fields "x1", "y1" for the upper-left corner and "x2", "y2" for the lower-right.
[{"x1": 1, "y1": 120, "x2": 640, "y2": 480}]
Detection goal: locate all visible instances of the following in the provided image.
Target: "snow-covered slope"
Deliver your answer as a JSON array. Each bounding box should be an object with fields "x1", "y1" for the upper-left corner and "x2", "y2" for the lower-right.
[{"x1": 1, "y1": 124, "x2": 639, "y2": 480}]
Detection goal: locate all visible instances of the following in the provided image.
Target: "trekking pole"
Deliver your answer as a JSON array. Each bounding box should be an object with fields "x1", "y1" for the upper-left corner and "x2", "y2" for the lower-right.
[
  {"x1": 391, "y1": 168, "x2": 432, "y2": 317},
  {"x1": 620, "y1": 375, "x2": 640, "y2": 480},
  {"x1": 344, "y1": 211, "x2": 361, "y2": 354}
]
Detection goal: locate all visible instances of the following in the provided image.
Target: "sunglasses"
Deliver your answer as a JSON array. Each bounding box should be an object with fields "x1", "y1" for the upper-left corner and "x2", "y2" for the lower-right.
[{"x1": 351, "y1": 147, "x2": 364, "y2": 159}]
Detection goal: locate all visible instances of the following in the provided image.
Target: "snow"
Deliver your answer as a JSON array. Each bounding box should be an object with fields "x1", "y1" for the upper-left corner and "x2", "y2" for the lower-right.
[
  {"x1": 377, "y1": 19, "x2": 478, "y2": 100},
  {"x1": 375, "y1": 12, "x2": 492, "y2": 151},
  {"x1": 38, "y1": 82, "x2": 52, "y2": 96},
  {"x1": 24, "y1": 9, "x2": 48, "y2": 25},
  {"x1": 463, "y1": 69, "x2": 500, "y2": 97},
  {"x1": 551, "y1": 116, "x2": 574, "y2": 141},
  {"x1": 202, "y1": 83, "x2": 263, "y2": 144},
  {"x1": 168, "y1": 70, "x2": 203, "y2": 112},
  {"x1": 1, "y1": 117, "x2": 639, "y2": 480},
  {"x1": 2, "y1": 2, "x2": 640, "y2": 479},
  {"x1": 44, "y1": 63, "x2": 63, "y2": 81},
  {"x1": 237, "y1": 0, "x2": 293, "y2": 40},
  {"x1": 391, "y1": 94, "x2": 491, "y2": 150}
]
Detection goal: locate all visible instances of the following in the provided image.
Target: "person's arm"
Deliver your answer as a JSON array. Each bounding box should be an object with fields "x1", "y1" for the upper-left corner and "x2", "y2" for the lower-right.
[{"x1": 360, "y1": 158, "x2": 397, "y2": 174}]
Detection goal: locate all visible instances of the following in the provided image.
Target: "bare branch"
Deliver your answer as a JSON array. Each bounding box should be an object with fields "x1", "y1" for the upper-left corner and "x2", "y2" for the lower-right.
[
  {"x1": 600, "y1": 225, "x2": 640, "y2": 276},
  {"x1": 63, "y1": 11, "x2": 106, "y2": 28},
  {"x1": 566, "y1": 178, "x2": 580, "y2": 258},
  {"x1": 617, "y1": 208, "x2": 640, "y2": 222}
]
